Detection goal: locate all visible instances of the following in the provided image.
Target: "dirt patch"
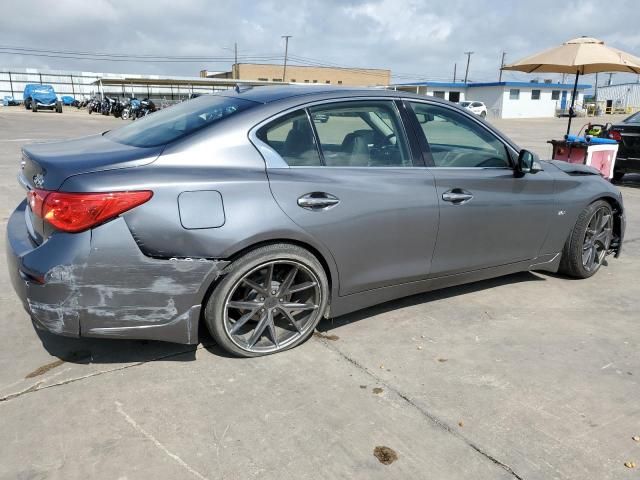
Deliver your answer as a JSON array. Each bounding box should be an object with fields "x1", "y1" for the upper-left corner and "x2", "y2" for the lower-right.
[
  {"x1": 437, "y1": 358, "x2": 448, "y2": 363},
  {"x1": 313, "y1": 332, "x2": 339, "y2": 341},
  {"x1": 373, "y1": 446, "x2": 398, "y2": 465},
  {"x1": 24, "y1": 350, "x2": 92, "y2": 379},
  {"x1": 359, "y1": 385, "x2": 367, "y2": 389},
  {"x1": 372, "y1": 387, "x2": 384, "y2": 395},
  {"x1": 25, "y1": 359, "x2": 65, "y2": 378}
]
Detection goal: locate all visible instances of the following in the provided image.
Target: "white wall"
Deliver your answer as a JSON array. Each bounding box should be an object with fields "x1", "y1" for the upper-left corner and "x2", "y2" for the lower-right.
[{"x1": 464, "y1": 86, "x2": 503, "y2": 118}]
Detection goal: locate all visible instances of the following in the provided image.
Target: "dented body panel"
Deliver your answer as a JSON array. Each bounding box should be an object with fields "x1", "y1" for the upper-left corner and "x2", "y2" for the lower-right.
[{"x1": 7, "y1": 201, "x2": 227, "y2": 344}]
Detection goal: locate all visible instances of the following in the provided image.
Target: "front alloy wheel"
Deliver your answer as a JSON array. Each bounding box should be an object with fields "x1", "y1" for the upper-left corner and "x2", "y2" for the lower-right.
[
  {"x1": 559, "y1": 200, "x2": 614, "y2": 278},
  {"x1": 581, "y1": 205, "x2": 613, "y2": 273},
  {"x1": 205, "y1": 244, "x2": 328, "y2": 357}
]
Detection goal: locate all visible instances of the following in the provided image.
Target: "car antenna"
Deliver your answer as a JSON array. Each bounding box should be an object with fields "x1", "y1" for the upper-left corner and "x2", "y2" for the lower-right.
[{"x1": 234, "y1": 83, "x2": 253, "y2": 94}]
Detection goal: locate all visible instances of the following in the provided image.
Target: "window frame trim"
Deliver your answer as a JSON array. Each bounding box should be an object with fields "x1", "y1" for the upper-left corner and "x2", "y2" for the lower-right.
[
  {"x1": 403, "y1": 98, "x2": 519, "y2": 169},
  {"x1": 249, "y1": 96, "x2": 420, "y2": 169}
]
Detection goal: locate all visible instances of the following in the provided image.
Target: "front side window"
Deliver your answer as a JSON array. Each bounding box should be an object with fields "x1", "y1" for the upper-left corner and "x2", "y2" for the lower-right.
[
  {"x1": 531, "y1": 89, "x2": 541, "y2": 100},
  {"x1": 509, "y1": 89, "x2": 520, "y2": 100},
  {"x1": 309, "y1": 101, "x2": 412, "y2": 167},
  {"x1": 409, "y1": 102, "x2": 511, "y2": 168},
  {"x1": 257, "y1": 110, "x2": 322, "y2": 166}
]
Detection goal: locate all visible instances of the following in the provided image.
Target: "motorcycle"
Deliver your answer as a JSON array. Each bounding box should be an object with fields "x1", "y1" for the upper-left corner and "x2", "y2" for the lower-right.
[
  {"x1": 100, "y1": 96, "x2": 117, "y2": 115},
  {"x1": 111, "y1": 98, "x2": 124, "y2": 118},
  {"x1": 87, "y1": 97, "x2": 101, "y2": 114},
  {"x1": 136, "y1": 98, "x2": 157, "y2": 118},
  {"x1": 121, "y1": 98, "x2": 141, "y2": 120}
]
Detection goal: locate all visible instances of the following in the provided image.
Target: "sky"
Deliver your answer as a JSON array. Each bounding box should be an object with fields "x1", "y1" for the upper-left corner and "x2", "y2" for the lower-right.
[{"x1": 1, "y1": 0, "x2": 639, "y2": 86}]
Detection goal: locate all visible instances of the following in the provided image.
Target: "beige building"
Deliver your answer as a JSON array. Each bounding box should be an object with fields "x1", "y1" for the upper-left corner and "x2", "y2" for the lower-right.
[{"x1": 201, "y1": 63, "x2": 390, "y2": 87}]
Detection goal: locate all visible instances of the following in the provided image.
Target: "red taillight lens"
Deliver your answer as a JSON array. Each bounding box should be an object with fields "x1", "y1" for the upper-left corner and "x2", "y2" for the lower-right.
[
  {"x1": 609, "y1": 130, "x2": 622, "y2": 141},
  {"x1": 31, "y1": 189, "x2": 152, "y2": 233}
]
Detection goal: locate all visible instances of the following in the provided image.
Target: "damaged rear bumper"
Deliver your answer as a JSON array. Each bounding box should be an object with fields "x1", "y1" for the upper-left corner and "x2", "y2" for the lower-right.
[{"x1": 6, "y1": 201, "x2": 227, "y2": 344}]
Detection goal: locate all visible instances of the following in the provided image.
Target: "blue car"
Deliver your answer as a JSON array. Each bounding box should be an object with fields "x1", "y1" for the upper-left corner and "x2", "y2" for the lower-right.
[{"x1": 23, "y1": 84, "x2": 62, "y2": 113}]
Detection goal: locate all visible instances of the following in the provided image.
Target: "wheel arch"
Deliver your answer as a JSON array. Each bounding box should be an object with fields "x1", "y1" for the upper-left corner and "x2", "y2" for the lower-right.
[
  {"x1": 596, "y1": 194, "x2": 624, "y2": 257},
  {"x1": 200, "y1": 237, "x2": 339, "y2": 319}
]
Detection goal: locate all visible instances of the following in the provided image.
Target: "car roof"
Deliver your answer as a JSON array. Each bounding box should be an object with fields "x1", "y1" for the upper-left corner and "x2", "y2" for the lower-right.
[{"x1": 214, "y1": 85, "x2": 451, "y2": 105}]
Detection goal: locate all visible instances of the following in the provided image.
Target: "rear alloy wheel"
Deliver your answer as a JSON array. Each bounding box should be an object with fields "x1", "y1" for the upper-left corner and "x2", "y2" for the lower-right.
[
  {"x1": 559, "y1": 200, "x2": 613, "y2": 278},
  {"x1": 205, "y1": 244, "x2": 328, "y2": 357}
]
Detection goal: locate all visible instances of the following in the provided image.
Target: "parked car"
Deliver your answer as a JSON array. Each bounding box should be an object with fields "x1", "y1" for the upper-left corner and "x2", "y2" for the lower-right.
[
  {"x1": 460, "y1": 100, "x2": 487, "y2": 117},
  {"x1": 7, "y1": 87, "x2": 625, "y2": 357},
  {"x1": 23, "y1": 84, "x2": 62, "y2": 113},
  {"x1": 608, "y1": 111, "x2": 640, "y2": 181}
]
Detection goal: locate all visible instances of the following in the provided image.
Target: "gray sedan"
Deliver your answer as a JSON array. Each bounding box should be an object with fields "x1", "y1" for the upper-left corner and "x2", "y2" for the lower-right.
[{"x1": 6, "y1": 86, "x2": 625, "y2": 357}]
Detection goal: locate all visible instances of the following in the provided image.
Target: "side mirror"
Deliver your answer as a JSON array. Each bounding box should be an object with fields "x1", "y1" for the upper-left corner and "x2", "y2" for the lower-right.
[{"x1": 516, "y1": 149, "x2": 542, "y2": 175}]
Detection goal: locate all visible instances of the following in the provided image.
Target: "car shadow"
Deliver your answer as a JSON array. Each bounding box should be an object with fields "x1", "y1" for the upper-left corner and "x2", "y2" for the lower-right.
[
  {"x1": 34, "y1": 271, "x2": 546, "y2": 362},
  {"x1": 34, "y1": 323, "x2": 233, "y2": 365},
  {"x1": 317, "y1": 271, "x2": 546, "y2": 333}
]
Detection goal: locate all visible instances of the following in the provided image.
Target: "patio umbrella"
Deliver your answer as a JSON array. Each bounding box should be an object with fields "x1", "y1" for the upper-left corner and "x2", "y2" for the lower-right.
[{"x1": 502, "y1": 36, "x2": 640, "y2": 135}]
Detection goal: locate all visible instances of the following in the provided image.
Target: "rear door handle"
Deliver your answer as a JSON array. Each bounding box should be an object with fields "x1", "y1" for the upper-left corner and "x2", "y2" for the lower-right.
[
  {"x1": 442, "y1": 190, "x2": 473, "y2": 204},
  {"x1": 297, "y1": 193, "x2": 340, "y2": 210}
]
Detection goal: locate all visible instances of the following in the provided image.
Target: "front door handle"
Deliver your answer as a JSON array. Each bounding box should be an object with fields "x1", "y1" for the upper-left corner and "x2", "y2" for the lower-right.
[
  {"x1": 297, "y1": 192, "x2": 340, "y2": 210},
  {"x1": 442, "y1": 190, "x2": 473, "y2": 204}
]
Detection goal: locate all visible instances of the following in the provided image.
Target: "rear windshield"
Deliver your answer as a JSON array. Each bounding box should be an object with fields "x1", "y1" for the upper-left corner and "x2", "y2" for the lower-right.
[
  {"x1": 624, "y1": 111, "x2": 640, "y2": 123},
  {"x1": 106, "y1": 95, "x2": 256, "y2": 147}
]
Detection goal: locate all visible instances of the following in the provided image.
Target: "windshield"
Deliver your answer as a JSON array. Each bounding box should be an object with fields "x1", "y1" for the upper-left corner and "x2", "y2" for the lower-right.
[
  {"x1": 624, "y1": 111, "x2": 640, "y2": 123},
  {"x1": 460, "y1": 102, "x2": 472, "y2": 107},
  {"x1": 106, "y1": 95, "x2": 256, "y2": 147}
]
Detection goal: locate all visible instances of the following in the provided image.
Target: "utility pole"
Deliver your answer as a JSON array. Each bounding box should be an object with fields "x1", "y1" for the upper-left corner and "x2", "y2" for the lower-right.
[
  {"x1": 234, "y1": 42, "x2": 238, "y2": 79},
  {"x1": 594, "y1": 72, "x2": 599, "y2": 102},
  {"x1": 463, "y1": 51, "x2": 473, "y2": 84},
  {"x1": 453, "y1": 63, "x2": 457, "y2": 82},
  {"x1": 498, "y1": 51, "x2": 506, "y2": 82},
  {"x1": 281, "y1": 35, "x2": 292, "y2": 82}
]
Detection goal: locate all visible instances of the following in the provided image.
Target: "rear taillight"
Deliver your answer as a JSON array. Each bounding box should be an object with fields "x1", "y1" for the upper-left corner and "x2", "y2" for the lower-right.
[
  {"x1": 609, "y1": 130, "x2": 622, "y2": 141},
  {"x1": 29, "y1": 189, "x2": 153, "y2": 233}
]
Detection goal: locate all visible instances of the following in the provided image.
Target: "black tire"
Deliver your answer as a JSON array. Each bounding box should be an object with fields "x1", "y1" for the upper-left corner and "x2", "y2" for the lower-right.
[
  {"x1": 612, "y1": 170, "x2": 625, "y2": 182},
  {"x1": 480, "y1": 111, "x2": 487, "y2": 118},
  {"x1": 24, "y1": 99, "x2": 31, "y2": 110},
  {"x1": 204, "y1": 243, "x2": 329, "y2": 357},
  {"x1": 55, "y1": 101, "x2": 62, "y2": 113},
  {"x1": 32, "y1": 101, "x2": 37, "y2": 112},
  {"x1": 558, "y1": 200, "x2": 613, "y2": 279}
]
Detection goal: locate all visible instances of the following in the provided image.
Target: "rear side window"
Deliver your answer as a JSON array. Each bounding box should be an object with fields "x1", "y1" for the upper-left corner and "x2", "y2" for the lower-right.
[
  {"x1": 106, "y1": 95, "x2": 255, "y2": 147},
  {"x1": 309, "y1": 101, "x2": 412, "y2": 167},
  {"x1": 257, "y1": 110, "x2": 322, "y2": 166}
]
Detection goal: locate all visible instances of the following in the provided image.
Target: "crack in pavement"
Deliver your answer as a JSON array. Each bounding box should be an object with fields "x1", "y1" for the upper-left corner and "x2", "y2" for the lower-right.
[
  {"x1": 0, "y1": 345, "x2": 205, "y2": 404},
  {"x1": 314, "y1": 336, "x2": 525, "y2": 480}
]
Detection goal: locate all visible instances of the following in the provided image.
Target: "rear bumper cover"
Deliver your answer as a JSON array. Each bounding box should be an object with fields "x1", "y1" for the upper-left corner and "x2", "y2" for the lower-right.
[{"x1": 6, "y1": 201, "x2": 227, "y2": 344}]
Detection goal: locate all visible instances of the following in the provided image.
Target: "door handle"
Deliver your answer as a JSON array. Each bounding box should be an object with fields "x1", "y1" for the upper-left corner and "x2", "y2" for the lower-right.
[
  {"x1": 297, "y1": 193, "x2": 340, "y2": 210},
  {"x1": 442, "y1": 190, "x2": 473, "y2": 204}
]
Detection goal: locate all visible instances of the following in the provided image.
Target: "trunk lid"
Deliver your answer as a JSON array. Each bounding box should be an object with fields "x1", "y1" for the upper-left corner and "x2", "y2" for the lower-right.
[{"x1": 20, "y1": 134, "x2": 164, "y2": 242}]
